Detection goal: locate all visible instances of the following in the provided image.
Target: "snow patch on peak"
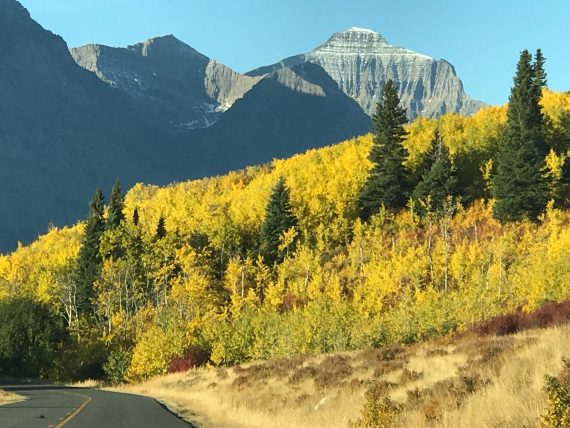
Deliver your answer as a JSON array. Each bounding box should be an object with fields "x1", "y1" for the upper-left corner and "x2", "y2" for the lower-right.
[{"x1": 345, "y1": 27, "x2": 378, "y2": 34}]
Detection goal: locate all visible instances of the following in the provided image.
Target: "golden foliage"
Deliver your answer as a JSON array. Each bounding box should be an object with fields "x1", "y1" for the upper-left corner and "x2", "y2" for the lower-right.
[{"x1": 1, "y1": 91, "x2": 570, "y2": 380}]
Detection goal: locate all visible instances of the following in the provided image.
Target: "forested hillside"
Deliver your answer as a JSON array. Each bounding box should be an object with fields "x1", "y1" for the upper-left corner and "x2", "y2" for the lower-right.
[{"x1": 1, "y1": 51, "x2": 569, "y2": 383}]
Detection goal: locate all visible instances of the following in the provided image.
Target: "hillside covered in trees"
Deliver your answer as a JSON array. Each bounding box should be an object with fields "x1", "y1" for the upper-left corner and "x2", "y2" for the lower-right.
[{"x1": 1, "y1": 51, "x2": 570, "y2": 384}]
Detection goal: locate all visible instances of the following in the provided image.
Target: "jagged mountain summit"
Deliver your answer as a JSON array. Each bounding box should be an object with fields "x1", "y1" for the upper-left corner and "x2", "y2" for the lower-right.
[
  {"x1": 71, "y1": 28, "x2": 486, "y2": 133},
  {"x1": 248, "y1": 27, "x2": 485, "y2": 119},
  {"x1": 71, "y1": 36, "x2": 261, "y2": 132}
]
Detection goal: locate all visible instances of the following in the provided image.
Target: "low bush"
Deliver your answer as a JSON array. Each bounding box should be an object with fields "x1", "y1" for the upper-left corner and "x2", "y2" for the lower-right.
[
  {"x1": 288, "y1": 366, "x2": 318, "y2": 384},
  {"x1": 349, "y1": 382, "x2": 402, "y2": 428},
  {"x1": 168, "y1": 345, "x2": 210, "y2": 373},
  {"x1": 104, "y1": 349, "x2": 132, "y2": 383},
  {"x1": 314, "y1": 355, "x2": 354, "y2": 389},
  {"x1": 542, "y1": 358, "x2": 570, "y2": 427},
  {"x1": 471, "y1": 299, "x2": 570, "y2": 337}
]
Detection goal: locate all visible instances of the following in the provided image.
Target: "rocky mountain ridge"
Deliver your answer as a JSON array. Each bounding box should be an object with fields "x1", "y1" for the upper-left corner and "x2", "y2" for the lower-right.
[
  {"x1": 71, "y1": 36, "x2": 261, "y2": 132},
  {"x1": 72, "y1": 28, "x2": 485, "y2": 130},
  {"x1": 248, "y1": 27, "x2": 485, "y2": 119}
]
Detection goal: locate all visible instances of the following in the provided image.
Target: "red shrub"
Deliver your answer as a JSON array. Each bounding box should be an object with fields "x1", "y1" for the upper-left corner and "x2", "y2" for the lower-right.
[
  {"x1": 471, "y1": 299, "x2": 570, "y2": 337},
  {"x1": 523, "y1": 300, "x2": 570, "y2": 329},
  {"x1": 168, "y1": 345, "x2": 210, "y2": 373},
  {"x1": 473, "y1": 313, "x2": 522, "y2": 336}
]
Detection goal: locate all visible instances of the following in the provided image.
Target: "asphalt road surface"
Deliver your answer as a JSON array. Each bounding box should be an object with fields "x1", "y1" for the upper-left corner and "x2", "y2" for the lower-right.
[{"x1": 0, "y1": 385, "x2": 193, "y2": 428}]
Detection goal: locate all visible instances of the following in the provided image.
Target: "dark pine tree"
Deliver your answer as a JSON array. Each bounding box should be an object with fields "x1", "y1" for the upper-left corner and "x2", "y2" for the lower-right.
[
  {"x1": 492, "y1": 49, "x2": 549, "y2": 222},
  {"x1": 414, "y1": 131, "x2": 440, "y2": 180},
  {"x1": 155, "y1": 215, "x2": 167, "y2": 240},
  {"x1": 107, "y1": 180, "x2": 125, "y2": 230},
  {"x1": 357, "y1": 80, "x2": 409, "y2": 221},
  {"x1": 132, "y1": 206, "x2": 140, "y2": 226},
  {"x1": 412, "y1": 130, "x2": 458, "y2": 213},
  {"x1": 105, "y1": 180, "x2": 126, "y2": 260},
  {"x1": 534, "y1": 49, "x2": 547, "y2": 90},
  {"x1": 259, "y1": 177, "x2": 298, "y2": 265},
  {"x1": 555, "y1": 157, "x2": 570, "y2": 209},
  {"x1": 75, "y1": 188, "x2": 106, "y2": 312}
]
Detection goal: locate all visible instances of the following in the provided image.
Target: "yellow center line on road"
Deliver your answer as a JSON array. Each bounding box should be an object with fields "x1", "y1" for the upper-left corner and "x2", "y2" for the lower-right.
[{"x1": 53, "y1": 390, "x2": 92, "y2": 428}]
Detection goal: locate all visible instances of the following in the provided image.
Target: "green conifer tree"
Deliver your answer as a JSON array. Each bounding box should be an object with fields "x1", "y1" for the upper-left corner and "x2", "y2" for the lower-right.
[
  {"x1": 555, "y1": 157, "x2": 570, "y2": 209},
  {"x1": 414, "y1": 131, "x2": 440, "y2": 180},
  {"x1": 107, "y1": 180, "x2": 125, "y2": 230},
  {"x1": 492, "y1": 49, "x2": 549, "y2": 222},
  {"x1": 259, "y1": 177, "x2": 298, "y2": 265},
  {"x1": 75, "y1": 188, "x2": 106, "y2": 312},
  {"x1": 155, "y1": 215, "x2": 167, "y2": 240},
  {"x1": 412, "y1": 130, "x2": 458, "y2": 213},
  {"x1": 132, "y1": 207, "x2": 140, "y2": 226},
  {"x1": 357, "y1": 80, "x2": 409, "y2": 221},
  {"x1": 534, "y1": 49, "x2": 547, "y2": 89}
]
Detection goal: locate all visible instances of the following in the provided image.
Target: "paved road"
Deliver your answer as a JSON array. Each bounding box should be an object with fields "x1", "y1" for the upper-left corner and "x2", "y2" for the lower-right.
[{"x1": 0, "y1": 385, "x2": 193, "y2": 428}]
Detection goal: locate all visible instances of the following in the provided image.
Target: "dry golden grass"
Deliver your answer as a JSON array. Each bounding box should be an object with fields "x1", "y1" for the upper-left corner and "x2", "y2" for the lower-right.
[
  {"x1": 65, "y1": 379, "x2": 102, "y2": 388},
  {"x1": 422, "y1": 327, "x2": 570, "y2": 428},
  {"x1": 113, "y1": 352, "x2": 369, "y2": 428},
  {"x1": 113, "y1": 325, "x2": 570, "y2": 428},
  {"x1": 0, "y1": 388, "x2": 25, "y2": 405}
]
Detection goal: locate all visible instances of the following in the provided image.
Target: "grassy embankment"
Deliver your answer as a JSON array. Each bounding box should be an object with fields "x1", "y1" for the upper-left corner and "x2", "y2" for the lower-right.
[
  {"x1": 0, "y1": 389, "x2": 25, "y2": 405},
  {"x1": 114, "y1": 305, "x2": 570, "y2": 428}
]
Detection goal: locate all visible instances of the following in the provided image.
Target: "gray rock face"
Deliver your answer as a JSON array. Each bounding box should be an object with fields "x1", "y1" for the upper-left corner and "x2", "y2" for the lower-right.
[
  {"x1": 248, "y1": 27, "x2": 485, "y2": 119},
  {"x1": 71, "y1": 36, "x2": 261, "y2": 131}
]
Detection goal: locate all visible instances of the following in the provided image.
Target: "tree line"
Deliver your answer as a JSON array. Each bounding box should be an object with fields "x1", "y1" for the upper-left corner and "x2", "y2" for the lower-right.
[{"x1": 358, "y1": 49, "x2": 564, "y2": 223}]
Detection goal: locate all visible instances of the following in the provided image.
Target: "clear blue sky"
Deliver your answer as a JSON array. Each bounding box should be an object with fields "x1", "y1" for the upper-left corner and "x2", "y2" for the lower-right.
[{"x1": 19, "y1": 0, "x2": 569, "y2": 105}]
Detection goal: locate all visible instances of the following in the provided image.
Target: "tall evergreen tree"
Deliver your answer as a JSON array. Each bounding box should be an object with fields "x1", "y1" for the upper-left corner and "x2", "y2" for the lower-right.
[
  {"x1": 132, "y1": 206, "x2": 140, "y2": 226},
  {"x1": 75, "y1": 188, "x2": 106, "y2": 312},
  {"x1": 534, "y1": 49, "x2": 547, "y2": 90},
  {"x1": 259, "y1": 177, "x2": 298, "y2": 265},
  {"x1": 357, "y1": 80, "x2": 409, "y2": 221},
  {"x1": 555, "y1": 157, "x2": 570, "y2": 209},
  {"x1": 492, "y1": 49, "x2": 548, "y2": 222},
  {"x1": 105, "y1": 180, "x2": 127, "y2": 260},
  {"x1": 412, "y1": 130, "x2": 458, "y2": 213},
  {"x1": 414, "y1": 131, "x2": 440, "y2": 180},
  {"x1": 155, "y1": 215, "x2": 167, "y2": 240},
  {"x1": 107, "y1": 180, "x2": 125, "y2": 230}
]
